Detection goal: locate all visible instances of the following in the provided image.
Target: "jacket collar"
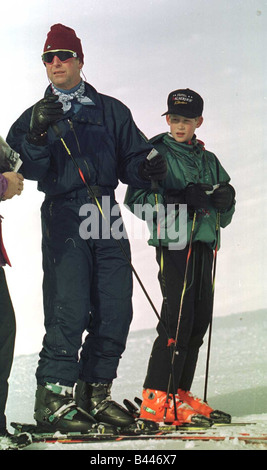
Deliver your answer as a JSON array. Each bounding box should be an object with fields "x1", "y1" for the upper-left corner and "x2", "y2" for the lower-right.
[{"x1": 45, "y1": 81, "x2": 103, "y2": 126}]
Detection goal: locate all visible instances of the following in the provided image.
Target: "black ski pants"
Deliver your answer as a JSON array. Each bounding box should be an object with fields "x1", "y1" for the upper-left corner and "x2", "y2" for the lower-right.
[
  {"x1": 0, "y1": 267, "x2": 16, "y2": 430},
  {"x1": 36, "y1": 193, "x2": 133, "y2": 387},
  {"x1": 144, "y1": 242, "x2": 213, "y2": 392}
]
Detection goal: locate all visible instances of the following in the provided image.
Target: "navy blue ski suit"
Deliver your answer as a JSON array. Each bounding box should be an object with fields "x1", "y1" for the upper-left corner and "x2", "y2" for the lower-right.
[{"x1": 7, "y1": 82, "x2": 153, "y2": 386}]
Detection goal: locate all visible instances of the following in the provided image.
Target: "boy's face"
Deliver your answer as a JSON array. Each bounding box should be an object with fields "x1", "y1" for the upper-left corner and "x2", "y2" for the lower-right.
[{"x1": 166, "y1": 114, "x2": 203, "y2": 143}]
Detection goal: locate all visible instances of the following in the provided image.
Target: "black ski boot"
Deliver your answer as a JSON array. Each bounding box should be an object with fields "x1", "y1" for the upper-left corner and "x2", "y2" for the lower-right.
[
  {"x1": 75, "y1": 380, "x2": 135, "y2": 429},
  {"x1": 34, "y1": 383, "x2": 116, "y2": 434}
]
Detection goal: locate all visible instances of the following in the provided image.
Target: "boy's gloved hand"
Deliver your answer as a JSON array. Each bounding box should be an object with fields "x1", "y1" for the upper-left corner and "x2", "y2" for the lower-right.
[
  {"x1": 139, "y1": 154, "x2": 167, "y2": 181},
  {"x1": 27, "y1": 95, "x2": 63, "y2": 145},
  {"x1": 185, "y1": 183, "x2": 213, "y2": 209},
  {"x1": 165, "y1": 183, "x2": 213, "y2": 208},
  {"x1": 164, "y1": 188, "x2": 185, "y2": 205},
  {"x1": 210, "y1": 183, "x2": 235, "y2": 210},
  {"x1": 165, "y1": 183, "x2": 213, "y2": 210}
]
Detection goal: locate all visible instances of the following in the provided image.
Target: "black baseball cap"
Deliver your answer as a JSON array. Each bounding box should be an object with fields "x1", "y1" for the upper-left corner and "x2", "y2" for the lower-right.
[{"x1": 162, "y1": 89, "x2": 204, "y2": 118}]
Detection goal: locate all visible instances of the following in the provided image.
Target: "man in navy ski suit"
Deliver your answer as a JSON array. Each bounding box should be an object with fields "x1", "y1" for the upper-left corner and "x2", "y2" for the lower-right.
[{"x1": 7, "y1": 24, "x2": 166, "y2": 432}]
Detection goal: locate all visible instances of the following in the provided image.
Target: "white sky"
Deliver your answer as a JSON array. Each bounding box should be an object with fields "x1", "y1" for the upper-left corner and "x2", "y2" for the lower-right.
[{"x1": 0, "y1": 0, "x2": 266, "y2": 355}]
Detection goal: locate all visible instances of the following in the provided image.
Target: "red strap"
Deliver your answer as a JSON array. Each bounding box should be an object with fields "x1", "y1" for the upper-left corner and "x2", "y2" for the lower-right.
[
  {"x1": 196, "y1": 139, "x2": 205, "y2": 149},
  {"x1": 0, "y1": 216, "x2": 11, "y2": 267}
]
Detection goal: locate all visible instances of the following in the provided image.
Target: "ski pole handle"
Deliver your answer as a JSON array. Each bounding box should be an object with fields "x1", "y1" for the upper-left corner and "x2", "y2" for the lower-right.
[
  {"x1": 51, "y1": 123, "x2": 62, "y2": 138},
  {"x1": 151, "y1": 179, "x2": 159, "y2": 191}
]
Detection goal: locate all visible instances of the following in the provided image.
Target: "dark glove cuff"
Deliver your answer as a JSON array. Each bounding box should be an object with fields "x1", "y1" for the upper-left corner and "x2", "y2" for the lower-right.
[
  {"x1": 138, "y1": 161, "x2": 150, "y2": 181},
  {"x1": 26, "y1": 131, "x2": 48, "y2": 146}
]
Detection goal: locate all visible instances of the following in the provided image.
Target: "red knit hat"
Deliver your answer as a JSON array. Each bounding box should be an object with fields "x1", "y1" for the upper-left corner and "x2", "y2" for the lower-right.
[{"x1": 43, "y1": 24, "x2": 84, "y2": 64}]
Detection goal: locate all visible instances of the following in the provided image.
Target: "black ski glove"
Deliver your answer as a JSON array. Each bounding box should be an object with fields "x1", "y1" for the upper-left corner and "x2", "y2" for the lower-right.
[
  {"x1": 165, "y1": 184, "x2": 213, "y2": 219},
  {"x1": 27, "y1": 95, "x2": 63, "y2": 145},
  {"x1": 185, "y1": 183, "x2": 213, "y2": 209},
  {"x1": 166, "y1": 183, "x2": 213, "y2": 208},
  {"x1": 139, "y1": 154, "x2": 167, "y2": 182},
  {"x1": 164, "y1": 188, "x2": 185, "y2": 205},
  {"x1": 210, "y1": 183, "x2": 235, "y2": 210}
]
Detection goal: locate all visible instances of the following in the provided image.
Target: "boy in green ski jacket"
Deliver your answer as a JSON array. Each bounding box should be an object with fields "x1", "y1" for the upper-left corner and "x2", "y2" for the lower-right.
[{"x1": 124, "y1": 89, "x2": 235, "y2": 426}]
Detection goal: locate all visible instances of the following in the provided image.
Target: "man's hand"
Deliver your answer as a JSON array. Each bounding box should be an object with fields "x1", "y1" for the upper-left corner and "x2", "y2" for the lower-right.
[
  {"x1": 2, "y1": 172, "x2": 24, "y2": 200},
  {"x1": 26, "y1": 95, "x2": 63, "y2": 145},
  {"x1": 30, "y1": 95, "x2": 63, "y2": 136}
]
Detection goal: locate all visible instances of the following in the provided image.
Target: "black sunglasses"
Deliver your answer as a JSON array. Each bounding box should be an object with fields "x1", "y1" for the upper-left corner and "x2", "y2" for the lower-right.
[{"x1": 42, "y1": 49, "x2": 78, "y2": 64}]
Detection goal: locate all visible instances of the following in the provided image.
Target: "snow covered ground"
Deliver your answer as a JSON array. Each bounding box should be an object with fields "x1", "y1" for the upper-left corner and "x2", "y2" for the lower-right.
[{"x1": 5, "y1": 309, "x2": 267, "y2": 451}]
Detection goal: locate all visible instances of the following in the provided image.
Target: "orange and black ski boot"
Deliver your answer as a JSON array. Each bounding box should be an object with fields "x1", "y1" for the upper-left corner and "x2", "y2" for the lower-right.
[
  {"x1": 140, "y1": 389, "x2": 212, "y2": 427},
  {"x1": 178, "y1": 389, "x2": 231, "y2": 424}
]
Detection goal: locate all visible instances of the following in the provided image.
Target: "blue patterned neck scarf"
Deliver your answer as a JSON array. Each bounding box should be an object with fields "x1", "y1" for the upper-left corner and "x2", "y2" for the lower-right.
[{"x1": 51, "y1": 80, "x2": 94, "y2": 112}]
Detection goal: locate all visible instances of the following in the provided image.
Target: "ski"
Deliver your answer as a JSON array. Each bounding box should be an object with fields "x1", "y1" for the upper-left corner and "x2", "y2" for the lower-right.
[
  {"x1": 9, "y1": 421, "x2": 267, "y2": 447},
  {"x1": 14, "y1": 435, "x2": 267, "y2": 446},
  {"x1": 10, "y1": 420, "x2": 208, "y2": 437}
]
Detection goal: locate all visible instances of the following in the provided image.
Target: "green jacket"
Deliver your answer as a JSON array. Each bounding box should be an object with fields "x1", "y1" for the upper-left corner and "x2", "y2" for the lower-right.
[{"x1": 124, "y1": 133, "x2": 235, "y2": 250}]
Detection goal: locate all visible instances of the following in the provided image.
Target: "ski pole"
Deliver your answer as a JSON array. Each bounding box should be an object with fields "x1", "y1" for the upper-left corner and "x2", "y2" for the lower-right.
[
  {"x1": 203, "y1": 211, "x2": 220, "y2": 403},
  {"x1": 164, "y1": 211, "x2": 197, "y2": 420},
  {"x1": 147, "y1": 151, "x2": 178, "y2": 423},
  {"x1": 52, "y1": 122, "x2": 169, "y2": 338},
  {"x1": 158, "y1": 241, "x2": 179, "y2": 423}
]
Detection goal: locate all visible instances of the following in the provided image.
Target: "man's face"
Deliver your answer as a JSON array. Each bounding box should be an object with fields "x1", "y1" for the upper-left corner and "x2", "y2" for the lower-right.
[
  {"x1": 166, "y1": 114, "x2": 203, "y2": 143},
  {"x1": 45, "y1": 54, "x2": 83, "y2": 90}
]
